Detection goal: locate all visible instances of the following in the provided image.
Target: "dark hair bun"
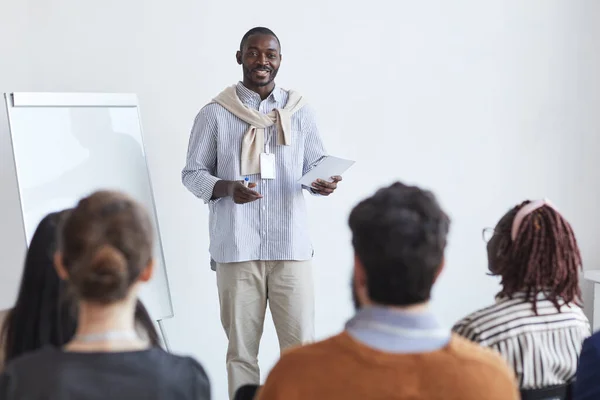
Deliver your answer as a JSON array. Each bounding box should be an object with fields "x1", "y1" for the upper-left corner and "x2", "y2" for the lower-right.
[
  {"x1": 58, "y1": 191, "x2": 153, "y2": 304},
  {"x1": 72, "y1": 245, "x2": 129, "y2": 304}
]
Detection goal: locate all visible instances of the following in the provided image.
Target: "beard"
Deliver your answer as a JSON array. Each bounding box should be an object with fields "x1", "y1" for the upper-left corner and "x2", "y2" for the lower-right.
[
  {"x1": 351, "y1": 277, "x2": 361, "y2": 311},
  {"x1": 243, "y1": 65, "x2": 279, "y2": 87}
]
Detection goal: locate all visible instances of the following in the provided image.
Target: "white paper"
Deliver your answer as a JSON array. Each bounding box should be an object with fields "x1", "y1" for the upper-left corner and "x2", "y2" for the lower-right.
[{"x1": 298, "y1": 156, "x2": 355, "y2": 187}]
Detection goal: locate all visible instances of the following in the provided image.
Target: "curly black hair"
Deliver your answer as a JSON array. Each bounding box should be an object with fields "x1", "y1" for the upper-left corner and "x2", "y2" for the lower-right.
[{"x1": 349, "y1": 182, "x2": 450, "y2": 306}]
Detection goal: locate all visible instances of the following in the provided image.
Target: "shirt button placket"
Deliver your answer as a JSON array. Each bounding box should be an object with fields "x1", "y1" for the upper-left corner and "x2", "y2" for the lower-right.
[
  {"x1": 259, "y1": 99, "x2": 270, "y2": 260},
  {"x1": 260, "y1": 179, "x2": 267, "y2": 259}
]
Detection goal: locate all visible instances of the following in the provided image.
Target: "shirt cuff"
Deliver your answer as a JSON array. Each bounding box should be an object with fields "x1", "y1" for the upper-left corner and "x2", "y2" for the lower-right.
[
  {"x1": 303, "y1": 185, "x2": 323, "y2": 197},
  {"x1": 199, "y1": 175, "x2": 222, "y2": 205}
]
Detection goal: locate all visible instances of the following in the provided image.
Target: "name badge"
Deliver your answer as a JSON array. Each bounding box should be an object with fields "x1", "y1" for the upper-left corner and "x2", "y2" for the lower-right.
[{"x1": 260, "y1": 153, "x2": 276, "y2": 179}]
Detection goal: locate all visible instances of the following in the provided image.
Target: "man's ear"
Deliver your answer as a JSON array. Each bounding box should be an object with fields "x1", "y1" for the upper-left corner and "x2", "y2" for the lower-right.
[
  {"x1": 138, "y1": 259, "x2": 154, "y2": 283},
  {"x1": 236, "y1": 51, "x2": 242, "y2": 65},
  {"x1": 354, "y1": 254, "x2": 367, "y2": 288},
  {"x1": 353, "y1": 253, "x2": 372, "y2": 307},
  {"x1": 53, "y1": 252, "x2": 69, "y2": 280},
  {"x1": 433, "y1": 257, "x2": 445, "y2": 284}
]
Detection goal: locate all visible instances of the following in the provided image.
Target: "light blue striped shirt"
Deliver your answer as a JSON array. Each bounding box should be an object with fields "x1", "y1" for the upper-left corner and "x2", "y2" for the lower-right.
[
  {"x1": 182, "y1": 82, "x2": 327, "y2": 265},
  {"x1": 346, "y1": 306, "x2": 451, "y2": 353}
]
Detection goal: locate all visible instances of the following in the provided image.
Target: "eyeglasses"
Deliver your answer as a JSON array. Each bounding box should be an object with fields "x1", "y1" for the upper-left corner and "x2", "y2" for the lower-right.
[{"x1": 482, "y1": 227, "x2": 496, "y2": 243}]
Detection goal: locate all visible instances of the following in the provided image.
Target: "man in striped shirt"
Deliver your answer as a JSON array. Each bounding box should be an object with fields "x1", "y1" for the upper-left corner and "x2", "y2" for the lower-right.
[
  {"x1": 453, "y1": 200, "x2": 590, "y2": 397},
  {"x1": 182, "y1": 27, "x2": 341, "y2": 398}
]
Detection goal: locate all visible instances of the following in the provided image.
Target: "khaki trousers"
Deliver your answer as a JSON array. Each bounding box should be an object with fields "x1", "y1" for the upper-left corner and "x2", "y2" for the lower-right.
[{"x1": 216, "y1": 260, "x2": 314, "y2": 399}]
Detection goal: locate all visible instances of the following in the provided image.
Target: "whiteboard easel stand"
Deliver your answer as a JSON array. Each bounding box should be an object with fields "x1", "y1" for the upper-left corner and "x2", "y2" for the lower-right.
[
  {"x1": 158, "y1": 320, "x2": 171, "y2": 351},
  {"x1": 3, "y1": 92, "x2": 174, "y2": 351}
]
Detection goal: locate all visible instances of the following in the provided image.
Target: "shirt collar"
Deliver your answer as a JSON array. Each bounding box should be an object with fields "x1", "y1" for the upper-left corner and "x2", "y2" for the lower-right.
[
  {"x1": 235, "y1": 81, "x2": 282, "y2": 105},
  {"x1": 495, "y1": 290, "x2": 558, "y2": 304},
  {"x1": 346, "y1": 306, "x2": 443, "y2": 332},
  {"x1": 345, "y1": 306, "x2": 450, "y2": 353}
]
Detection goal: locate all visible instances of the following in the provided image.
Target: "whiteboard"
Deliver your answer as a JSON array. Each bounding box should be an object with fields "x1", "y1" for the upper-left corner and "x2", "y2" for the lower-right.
[{"x1": 3, "y1": 93, "x2": 173, "y2": 321}]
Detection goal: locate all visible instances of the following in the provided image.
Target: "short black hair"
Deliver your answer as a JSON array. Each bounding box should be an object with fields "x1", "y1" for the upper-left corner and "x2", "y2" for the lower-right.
[
  {"x1": 349, "y1": 182, "x2": 450, "y2": 306},
  {"x1": 239, "y1": 27, "x2": 280, "y2": 52}
]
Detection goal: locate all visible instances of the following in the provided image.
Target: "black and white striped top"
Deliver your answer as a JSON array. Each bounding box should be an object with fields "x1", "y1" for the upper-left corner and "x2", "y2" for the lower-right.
[
  {"x1": 453, "y1": 292, "x2": 590, "y2": 389},
  {"x1": 182, "y1": 82, "x2": 327, "y2": 264}
]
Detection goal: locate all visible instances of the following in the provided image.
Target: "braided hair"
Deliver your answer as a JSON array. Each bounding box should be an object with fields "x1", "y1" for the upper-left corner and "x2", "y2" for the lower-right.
[{"x1": 489, "y1": 201, "x2": 582, "y2": 313}]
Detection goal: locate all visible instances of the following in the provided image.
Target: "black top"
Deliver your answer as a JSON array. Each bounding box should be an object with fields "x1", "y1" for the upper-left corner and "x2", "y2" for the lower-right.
[{"x1": 0, "y1": 346, "x2": 210, "y2": 400}]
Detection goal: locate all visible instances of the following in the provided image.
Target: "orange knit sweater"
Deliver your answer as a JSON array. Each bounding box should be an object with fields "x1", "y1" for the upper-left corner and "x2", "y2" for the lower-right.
[{"x1": 257, "y1": 332, "x2": 519, "y2": 400}]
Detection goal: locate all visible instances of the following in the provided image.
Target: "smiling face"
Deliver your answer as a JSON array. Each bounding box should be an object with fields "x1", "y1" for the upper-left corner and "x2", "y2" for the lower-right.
[{"x1": 236, "y1": 33, "x2": 281, "y2": 92}]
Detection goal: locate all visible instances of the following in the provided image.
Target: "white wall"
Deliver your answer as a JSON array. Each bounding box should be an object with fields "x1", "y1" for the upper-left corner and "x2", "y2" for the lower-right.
[{"x1": 1, "y1": 1, "x2": 600, "y2": 399}]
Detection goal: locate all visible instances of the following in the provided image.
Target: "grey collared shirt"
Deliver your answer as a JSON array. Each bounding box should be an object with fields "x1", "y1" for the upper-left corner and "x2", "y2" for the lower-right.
[{"x1": 182, "y1": 82, "x2": 327, "y2": 264}]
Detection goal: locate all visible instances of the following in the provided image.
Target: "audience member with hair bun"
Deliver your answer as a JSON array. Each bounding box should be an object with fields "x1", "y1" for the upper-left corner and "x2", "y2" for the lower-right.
[
  {"x1": 0, "y1": 209, "x2": 161, "y2": 371},
  {"x1": 453, "y1": 199, "x2": 590, "y2": 395},
  {"x1": 0, "y1": 191, "x2": 210, "y2": 400}
]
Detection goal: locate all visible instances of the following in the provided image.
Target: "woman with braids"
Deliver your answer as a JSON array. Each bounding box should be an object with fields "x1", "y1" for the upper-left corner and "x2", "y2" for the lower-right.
[{"x1": 453, "y1": 199, "x2": 590, "y2": 397}]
